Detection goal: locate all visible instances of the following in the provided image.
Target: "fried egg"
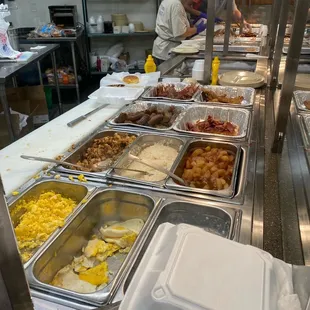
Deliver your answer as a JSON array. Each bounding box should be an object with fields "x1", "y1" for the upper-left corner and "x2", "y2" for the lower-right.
[
  {"x1": 78, "y1": 261, "x2": 109, "y2": 286},
  {"x1": 100, "y1": 219, "x2": 144, "y2": 238},
  {"x1": 51, "y1": 265, "x2": 96, "y2": 293},
  {"x1": 72, "y1": 255, "x2": 96, "y2": 273}
]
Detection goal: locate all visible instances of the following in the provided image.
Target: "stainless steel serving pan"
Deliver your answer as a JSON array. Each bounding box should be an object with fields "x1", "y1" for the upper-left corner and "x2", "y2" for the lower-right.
[
  {"x1": 27, "y1": 188, "x2": 158, "y2": 306},
  {"x1": 108, "y1": 101, "x2": 188, "y2": 131},
  {"x1": 173, "y1": 105, "x2": 251, "y2": 141},
  {"x1": 165, "y1": 140, "x2": 241, "y2": 198},
  {"x1": 293, "y1": 91, "x2": 310, "y2": 113},
  {"x1": 9, "y1": 179, "x2": 90, "y2": 269},
  {"x1": 108, "y1": 133, "x2": 186, "y2": 188},
  {"x1": 114, "y1": 199, "x2": 241, "y2": 300},
  {"x1": 141, "y1": 82, "x2": 198, "y2": 102},
  {"x1": 56, "y1": 129, "x2": 139, "y2": 179},
  {"x1": 194, "y1": 85, "x2": 255, "y2": 108}
]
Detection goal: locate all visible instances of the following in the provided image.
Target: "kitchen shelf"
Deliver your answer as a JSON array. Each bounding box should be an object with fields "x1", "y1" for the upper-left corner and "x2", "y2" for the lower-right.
[
  {"x1": 88, "y1": 32, "x2": 156, "y2": 38},
  {"x1": 44, "y1": 84, "x2": 77, "y2": 89}
]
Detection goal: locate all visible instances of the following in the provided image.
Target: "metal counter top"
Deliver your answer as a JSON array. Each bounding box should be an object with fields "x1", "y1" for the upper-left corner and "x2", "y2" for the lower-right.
[{"x1": 0, "y1": 44, "x2": 59, "y2": 83}]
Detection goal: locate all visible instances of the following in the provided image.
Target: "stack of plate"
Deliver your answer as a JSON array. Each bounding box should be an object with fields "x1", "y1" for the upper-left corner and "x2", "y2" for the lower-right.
[{"x1": 219, "y1": 71, "x2": 265, "y2": 88}]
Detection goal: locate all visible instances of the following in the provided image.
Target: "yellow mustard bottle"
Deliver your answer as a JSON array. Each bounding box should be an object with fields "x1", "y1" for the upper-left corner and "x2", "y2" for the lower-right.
[
  {"x1": 144, "y1": 55, "x2": 157, "y2": 73},
  {"x1": 211, "y1": 56, "x2": 220, "y2": 85}
]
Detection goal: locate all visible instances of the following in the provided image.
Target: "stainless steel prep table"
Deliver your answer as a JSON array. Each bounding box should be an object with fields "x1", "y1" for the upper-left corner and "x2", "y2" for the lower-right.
[{"x1": 0, "y1": 43, "x2": 60, "y2": 142}]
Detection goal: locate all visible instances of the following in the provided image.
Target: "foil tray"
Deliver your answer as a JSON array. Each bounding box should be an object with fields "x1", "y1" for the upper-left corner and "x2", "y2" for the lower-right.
[
  {"x1": 194, "y1": 85, "x2": 255, "y2": 108},
  {"x1": 293, "y1": 91, "x2": 310, "y2": 113},
  {"x1": 108, "y1": 101, "x2": 188, "y2": 131},
  {"x1": 141, "y1": 82, "x2": 199, "y2": 102},
  {"x1": 173, "y1": 105, "x2": 251, "y2": 140}
]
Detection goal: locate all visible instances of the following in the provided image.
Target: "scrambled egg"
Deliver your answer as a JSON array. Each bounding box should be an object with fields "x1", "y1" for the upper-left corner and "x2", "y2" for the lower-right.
[
  {"x1": 79, "y1": 261, "x2": 109, "y2": 286},
  {"x1": 11, "y1": 191, "x2": 77, "y2": 262},
  {"x1": 11, "y1": 191, "x2": 19, "y2": 196},
  {"x1": 77, "y1": 174, "x2": 87, "y2": 182}
]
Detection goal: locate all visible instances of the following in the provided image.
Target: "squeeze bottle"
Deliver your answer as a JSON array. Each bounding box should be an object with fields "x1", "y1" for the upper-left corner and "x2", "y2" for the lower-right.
[
  {"x1": 144, "y1": 55, "x2": 156, "y2": 73},
  {"x1": 211, "y1": 56, "x2": 220, "y2": 85}
]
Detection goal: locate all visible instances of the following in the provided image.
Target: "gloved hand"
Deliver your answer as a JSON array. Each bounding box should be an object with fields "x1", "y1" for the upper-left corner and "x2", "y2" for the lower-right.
[
  {"x1": 196, "y1": 21, "x2": 207, "y2": 34},
  {"x1": 215, "y1": 17, "x2": 223, "y2": 23},
  {"x1": 199, "y1": 12, "x2": 207, "y2": 19}
]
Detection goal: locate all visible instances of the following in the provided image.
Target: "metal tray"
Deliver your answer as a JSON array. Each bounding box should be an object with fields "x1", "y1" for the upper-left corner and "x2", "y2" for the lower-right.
[
  {"x1": 173, "y1": 105, "x2": 251, "y2": 140},
  {"x1": 213, "y1": 45, "x2": 260, "y2": 53},
  {"x1": 141, "y1": 82, "x2": 198, "y2": 102},
  {"x1": 294, "y1": 91, "x2": 310, "y2": 113},
  {"x1": 121, "y1": 199, "x2": 241, "y2": 294},
  {"x1": 27, "y1": 188, "x2": 158, "y2": 306},
  {"x1": 283, "y1": 45, "x2": 310, "y2": 54},
  {"x1": 9, "y1": 180, "x2": 89, "y2": 269},
  {"x1": 165, "y1": 140, "x2": 241, "y2": 198},
  {"x1": 56, "y1": 129, "x2": 139, "y2": 179},
  {"x1": 194, "y1": 85, "x2": 255, "y2": 108},
  {"x1": 108, "y1": 101, "x2": 188, "y2": 131},
  {"x1": 108, "y1": 134, "x2": 186, "y2": 188}
]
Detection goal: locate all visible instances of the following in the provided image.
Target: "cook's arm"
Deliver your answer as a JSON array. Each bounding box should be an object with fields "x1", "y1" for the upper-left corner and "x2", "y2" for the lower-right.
[
  {"x1": 183, "y1": 1, "x2": 202, "y2": 17},
  {"x1": 232, "y1": 8, "x2": 251, "y2": 30}
]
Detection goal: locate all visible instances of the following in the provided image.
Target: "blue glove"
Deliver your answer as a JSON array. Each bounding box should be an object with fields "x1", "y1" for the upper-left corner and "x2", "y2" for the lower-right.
[
  {"x1": 196, "y1": 21, "x2": 207, "y2": 34},
  {"x1": 199, "y1": 12, "x2": 208, "y2": 19},
  {"x1": 215, "y1": 17, "x2": 223, "y2": 23}
]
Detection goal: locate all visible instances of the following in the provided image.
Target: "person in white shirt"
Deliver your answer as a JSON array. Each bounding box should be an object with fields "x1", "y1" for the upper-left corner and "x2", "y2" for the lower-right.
[
  {"x1": 152, "y1": 0, "x2": 207, "y2": 62},
  {"x1": 183, "y1": 0, "x2": 251, "y2": 31}
]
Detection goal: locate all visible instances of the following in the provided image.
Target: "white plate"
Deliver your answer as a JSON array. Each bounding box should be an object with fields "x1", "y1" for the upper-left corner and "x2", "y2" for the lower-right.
[
  {"x1": 219, "y1": 71, "x2": 265, "y2": 88},
  {"x1": 171, "y1": 47, "x2": 199, "y2": 54}
]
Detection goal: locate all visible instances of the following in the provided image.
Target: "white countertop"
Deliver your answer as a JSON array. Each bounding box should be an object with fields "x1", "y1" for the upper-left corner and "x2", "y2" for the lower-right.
[{"x1": 0, "y1": 99, "x2": 121, "y2": 195}]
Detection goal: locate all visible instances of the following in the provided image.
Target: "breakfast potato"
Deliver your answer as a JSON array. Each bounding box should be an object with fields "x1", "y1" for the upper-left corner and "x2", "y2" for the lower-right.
[{"x1": 181, "y1": 147, "x2": 236, "y2": 190}]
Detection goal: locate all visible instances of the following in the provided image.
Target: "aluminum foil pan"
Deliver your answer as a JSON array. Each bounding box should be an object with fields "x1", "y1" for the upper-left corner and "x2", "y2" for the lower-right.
[
  {"x1": 194, "y1": 85, "x2": 255, "y2": 108},
  {"x1": 141, "y1": 82, "x2": 199, "y2": 102},
  {"x1": 294, "y1": 91, "x2": 310, "y2": 112},
  {"x1": 108, "y1": 101, "x2": 188, "y2": 131},
  {"x1": 173, "y1": 105, "x2": 251, "y2": 140}
]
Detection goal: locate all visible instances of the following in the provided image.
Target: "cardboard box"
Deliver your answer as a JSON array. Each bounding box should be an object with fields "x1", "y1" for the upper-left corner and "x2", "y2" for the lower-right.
[
  {"x1": 0, "y1": 85, "x2": 48, "y2": 149},
  {"x1": 5, "y1": 86, "x2": 49, "y2": 125}
]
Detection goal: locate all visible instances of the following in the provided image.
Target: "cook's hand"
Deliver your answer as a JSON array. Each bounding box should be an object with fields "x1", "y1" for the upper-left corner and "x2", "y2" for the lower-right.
[
  {"x1": 215, "y1": 17, "x2": 223, "y2": 23},
  {"x1": 196, "y1": 21, "x2": 207, "y2": 34},
  {"x1": 243, "y1": 21, "x2": 252, "y2": 32},
  {"x1": 199, "y1": 12, "x2": 207, "y2": 19}
]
